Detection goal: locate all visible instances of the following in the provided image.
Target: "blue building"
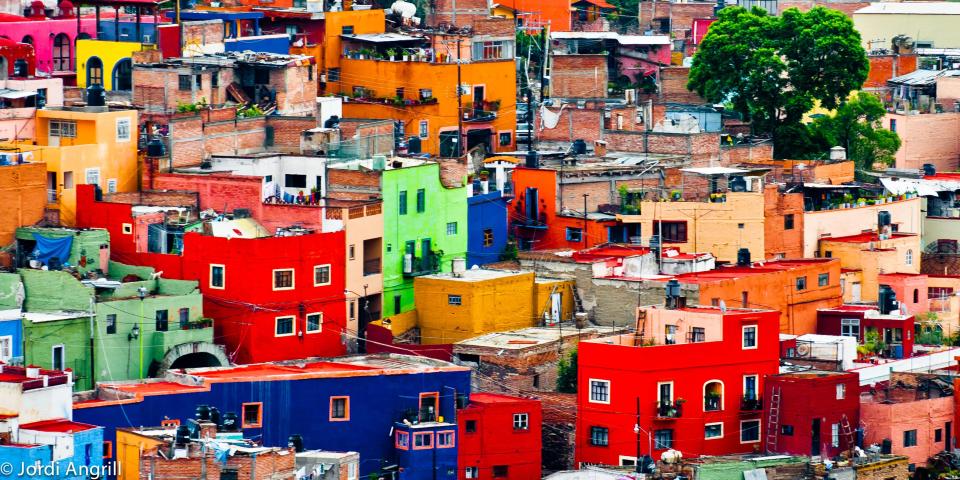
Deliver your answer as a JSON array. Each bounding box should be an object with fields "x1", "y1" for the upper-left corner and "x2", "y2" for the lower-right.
[
  {"x1": 0, "y1": 272, "x2": 22, "y2": 363},
  {"x1": 167, "y1": 10, "x2": 264, "y2": 38},
  {"x1": 394, "y1": 422, "x2": 458, "y2": 480},
  {"x1": 467, "y1": 190, "x2": 508, "y2": 267},
  {"x1": 95, "y1": 18, "x2": 160, "y2": 43},
  {"x1": 73, "y1": 355, "x2": 471, "y2": 479}
]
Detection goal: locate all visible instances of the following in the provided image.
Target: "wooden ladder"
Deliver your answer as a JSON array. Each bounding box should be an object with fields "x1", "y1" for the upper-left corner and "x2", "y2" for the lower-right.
[{"x1": 765, "y1": 386, "x2": 782, "y2": 454}]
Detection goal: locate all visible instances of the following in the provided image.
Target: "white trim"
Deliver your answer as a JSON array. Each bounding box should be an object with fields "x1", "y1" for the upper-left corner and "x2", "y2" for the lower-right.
[
  {"x1": 84, "y1": 167, "x2": 101, "y2": 186},
  {"x1": 657, "y1": 381, "x2": 674, "y2": 405},
  {"x1": 313, "y1": 264, "x2": 332, "y2": 287},
  {"x1": 274, "y1": 315, "x2": 296, "y2": 337},
  {"x1": 272, "y1": 268, "x2": 296, "y2": 291},
  {"x1": 740, "y1": 419, "x2": 762, "y2": 444},
  {"x1": 0, "y1": 335, "x2": 12, "y2": 362},
  {"x1": 618, "y1": 455, "x2": 638, "y2": 467},
  {"x1": 121, "y1": 223, "x2": 133, "y2": 235},
  {"x1": 702, "y1": 379, "x2": 724, "y2": 412},
  {"x1": 588, "y1": 378, "x2": 611, "y2": 404},
  {"x1": 209, "y1": 264, "x2": 226, "y2": 290},
  {"x1": 305, "y1": 312, "x2": 323, "y2": 334},
  {"x1": 704, "y1": 421, "x2": 724, "y2": 440},
  {"x1": 742, "y1": 325, "x2": 758, "y2": 350},
  {"x1": 743, "y1": 374, "x2": 759, "y2": 400}
]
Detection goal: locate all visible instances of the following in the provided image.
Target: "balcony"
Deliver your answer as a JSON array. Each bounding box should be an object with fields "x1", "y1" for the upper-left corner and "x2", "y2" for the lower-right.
[
  {"x1": 402, "y1": 252, "x2": 440, "y2": 277},
  {"x1": 363, "y1": 258, "x2": 382, "y2": 276},
  {"x1": 461, "y1": 103, "x2": 499, "y2": 123},
  {"x1": 155, "y1": 318, "x2": 214, "y2": 352},
  {"x1": 655, "y1": 401, "x2": 682, "y2": 420},
  {"x1": 741, "y1": 396, "x2": 763, "y2": 411}
]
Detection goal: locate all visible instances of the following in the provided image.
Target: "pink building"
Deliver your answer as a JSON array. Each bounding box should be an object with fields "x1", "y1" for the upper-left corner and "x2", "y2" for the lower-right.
[
  {"x1": 0, "y1": 76, "x2": 64, "y2": 139},
  {"x1": 0, "y1": 13, "x2": 97, "y2": 82},
  {"x1": 861, "y1": 372, "x2": 954, "y2": 467},
  {"x1": 886, "y1": 113, "x2": 960, "y2": 173}
]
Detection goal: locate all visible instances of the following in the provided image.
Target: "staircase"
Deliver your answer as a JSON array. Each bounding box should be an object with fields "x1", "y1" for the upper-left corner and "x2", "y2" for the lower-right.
[
  {"x1": 572, "y1": 284, "x2": 585, "y2": 313},
  {"x1": 765, "y1": 386, "x2": 782, "y2": 454}
]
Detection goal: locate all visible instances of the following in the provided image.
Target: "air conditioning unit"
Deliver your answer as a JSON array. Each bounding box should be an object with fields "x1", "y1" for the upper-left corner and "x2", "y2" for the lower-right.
[{"x1": 403, "y1": 253, "x2": 413, "y2": 274}]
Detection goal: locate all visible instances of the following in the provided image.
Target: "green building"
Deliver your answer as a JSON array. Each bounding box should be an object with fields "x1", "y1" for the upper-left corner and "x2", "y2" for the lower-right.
[
  {"x1": 15, "y1": 227, "x2": 111, "y2": 275},
  {"x1": 381, "y1": 159, "x2": 468, "y2": 316},
  {"x1": 20, "y1": 262, "x2": 227, "y2": 391}
]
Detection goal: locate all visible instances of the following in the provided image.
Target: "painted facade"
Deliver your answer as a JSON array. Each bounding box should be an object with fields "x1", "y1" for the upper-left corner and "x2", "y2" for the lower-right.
[
  {"x1": 467, "y1": 190, "x2": 508, "y2": 267},
  {"x1": 0, "y1": 15, "x2": 98, "y2": 79},
  {"x1": 802, "y1": 197, "x2": 922, "y2": 259},
  {"x1": 0, "y1": 273, "x2": 23, "y2": 364},
  {"x1": 819, "y1": 232, "x2": 921, "y2": 303},
  {"x1": 0, "y1": 161, "x2": 46, "y2": 247},
  {"x1": 817, "y1": 305, "x2": 915, "y2": 360},
  {"x1": 458, "y1": 393, "x2": 542, "y2": 480},
  {"x1": 76, "y1": 39, "x2": 156, "y2": 90},
  {"x1": 763, "y1": 372, "x2": 860, "y2": 458}
]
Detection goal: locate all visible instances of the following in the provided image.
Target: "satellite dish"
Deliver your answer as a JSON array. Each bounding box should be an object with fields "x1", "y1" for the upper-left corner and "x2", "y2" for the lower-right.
[{"x1": 797, "y1": 343, "x2": 811, "y2": 356}]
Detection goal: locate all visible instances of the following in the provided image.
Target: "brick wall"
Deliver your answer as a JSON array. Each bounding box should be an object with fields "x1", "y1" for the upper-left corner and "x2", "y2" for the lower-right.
[
  {"x1": 430, "y1": 0, "x2": 488, "y2": 27},
  {"x1": 168, "y1": 116, "x2": 267, "y2": 168},
  {"x1": 266, "y1": 116, "x2": 318, "y2": 150},
  {"x1": 140, "y1": 449, "x2": 296, "y2": 479},
  {"x1": 865, "y1": 55, "x2": 918, "y2": 90},
  {"x1": 604, "y1": 130, "x2": 720, "y2": 163},
  {"x1": 182, "y1": 20, "x2": 226, "y2": 49},
  {"x1": 660, "y1": 67, "x2": 707, "y2": 104},
  {"x1": 472, "y1": 17, "x2": 515, "y2": 36},
  {"x1": 104, "y1": 191, "x2": 199, "y2": 207},
  {"x1": 327, "y1": 168, "x2": 381, "y2": 201},
  {"x1": 276, "y1": 63, "x2": 318, "y2": 116},
  {"x1": 777, "y1": 0, "x2": 869, "y2": 15},
  {"x1": 639, "y1": 1, "x2": 716, "y2": 36},
  {"x1": 539, "y1": 107, "x2": 603, "y2": 143},
  {"x1": 719, "y1": 143, "x2": 774, "y2": 164},
  {"x1": 551, "y1": 55, "x2": 608, "y2": 99}
]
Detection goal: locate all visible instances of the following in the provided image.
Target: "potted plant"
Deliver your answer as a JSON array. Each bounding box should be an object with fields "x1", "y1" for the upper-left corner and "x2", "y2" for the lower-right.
[
  {"x1": 857, "y1": 197, "x2": 867, "y2": 207},
  {"x1": 387, "y1": 48, "x2": 397, "y2": 61},
  {"x1": 670, "y1": 190, "x2": 681, "y2": 201},
  {"x1": 402, "y1": 50, "x2": 410, "y2": 61},
  {"x1": 479, "y1": 170, "x2": 490, "y2": 181}
]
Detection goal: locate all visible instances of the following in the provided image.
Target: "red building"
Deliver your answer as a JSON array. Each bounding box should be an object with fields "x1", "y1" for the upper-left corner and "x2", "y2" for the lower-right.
[
  {"x1": 0, "y1": 37, "x2": 37, "y2": 78},
  {"x1": 75, "y1": 185, "x2": 348, "y2": 364},
  {"x1": 458, "y1": 393, "x2": 542, "y2": 480},
  {"x1": 763, "y1": 371, "x2": 860, "y2": 458},
  {"x1": 817, "y1": 305, "x2": 915, "y2": 359},
  {"x1": 576, "y1": 290, "x2": 780, "y2": 467}
]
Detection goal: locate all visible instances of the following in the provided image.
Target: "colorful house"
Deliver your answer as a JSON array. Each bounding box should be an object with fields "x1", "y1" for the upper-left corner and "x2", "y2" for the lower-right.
[
  {"x1": 819, "y1": 230, "x2": 921, "y2": 304},
  {"x1": 817, "y1": 304, "x2": 915, "y2": 360},
  {"x1": 467, "y1": 189, "x2": 509, "y2": 267},
  {"x1": 74, "y1": 0, "x2": 165, "y2": 91},
  {"x1": 72, "y1": 355, "x2": 472, "y2": 479},
  {"x1": 763, "y1": 371, "x2": 861, "y2": 458},
  {"x1": 0, "y1": 106, "x2": 139, "y2": 226},
  {"x1": 0, "y1": 273, "x2": 23, "y2": 364},
  {"x1": 576, "y1": 295, "x2": 780, "y2": 466},
  {"x1": 0, "y1": 14, "x2": 97, "y2": 82},
  {"x1": 458, "y1": 393, "x2": 542, "y2": 480}
]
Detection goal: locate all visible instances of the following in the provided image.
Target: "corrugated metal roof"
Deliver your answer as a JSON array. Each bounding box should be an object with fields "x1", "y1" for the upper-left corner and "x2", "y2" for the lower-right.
[
  {"x1": 340, "y1": 33, "x2": 426, "y2": 43},
  {"x1": 855, "y1": 2, "x2": 960, "y2": 15},
  {"x1": 550, "y1": 31, "x2": 670, "y2": 45},
  {"x1": 888, "y1": 68, "x2": 960, "y2": 86}
]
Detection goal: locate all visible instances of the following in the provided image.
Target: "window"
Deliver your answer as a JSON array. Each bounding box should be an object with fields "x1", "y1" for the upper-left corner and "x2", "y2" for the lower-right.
[
  {"x1": 472, "y1": 40, "x2": 514, "y2": 60},
  {"x1": 107, "y1": 179, "x2": 117, "y2": 194},
  {"x1": 741, "y1": 291, "x2": 748, "y2": 308},
  {"x1": 836, "y1": 383, "x2": 845, "y2": 400},
  {"x1": 437, "y1": 430, "x2": 455, "y2": 448},
  {"x1": 348, "y1": 245, "x2": 355, "y2": 260},
  {"x1": 466, "y1": 420, "x2": 477, "y2": 433},
  {"x1": 781, "y1": 425, "x2": 794, "y2": 436},
  {"x1": 741, "y1": 420, "x2": 761, "y2": 443},
  {"x1": 784, "y1": 214, "x2": 795, "y2": 230},
  {"x1": 796, "y1": 276, "x2": 807, "y2": 291},
  {"x1": 106, "y1": 314, "x2": 117, "y2": 334},
  {"x1": 155, "y1": 310, "x2": 169, "y2": 332},
  {"x1": 87, "y1": 57, "x2": 103, "y2": 85},
  {"x1": 306, "y1": 313, "x2": 322, "y2": 333},
  {"x1": 63, "y1": 171, "x2": 74, "y2": 189},
  {"x1": 395, "y1": 431, "x2": 410, "y2": 449},
  {"x1": 413, "y1": 432, "x2": 433, "y2": 449},
  {"x1": 656, "y1": 221, "x2": 688, "y2": 243},
  {"x1": 327, "y1": 68, "x2": 340, "y2": 82},
  {"x1": 285, "y1": 174, "x2": 307, "y2": 189},
  {"x1": 590, "y1": 426, "x2": 609, "y2": 446},
  {"x1": 330, "y1": 396, "x2": 349, "y2": 421},
  {"x1": 589, "y1": 379, "x2": 610, "y2": 403},
  {"x1": 419, "y1": 88, "x2": 433, "y2": 100},
  {"x1": 566, "y1": 227, "x2": 583, "y2": 243},
  {"x1": 273, "y1": 269, "x2": 295, "y2": 290},
  {"x1": 499, "y1": 131, "x2": 512, "y2": 146},
  {"x1": 664, "y1": 324, "x2": 677, "y2": 344},
  {"x1": 313, "y1": 265, "x2": 331, "y2": 286},
  {"x1": 654, "y1": 429, "x2": 673, "y2": 449},
  {"x1": 85, "y1": 168, "x2": 100, "y2": 186},
  {"x1": 178, "y1": 74, "x2": 191, "y2": 91},
  {"x1": 841, "y1": 318, "x2": 859, "y2": 337},
  {"x1": 49, "y1": 120, "x2": 77, "y2": 138},
  {"x1": 742, "y1": 325, "x2": 757, "y2": 349},
  {"x1": 483, "y1": 229, "x2": 494, "y2": 247},
  {"x1": 394, "y1": 295, "x2": 401, "y2": 314},
  {"x1": 703, "y1": 380, "x2": 723, "y2": 412},
  {"x1": 465, "y1": 467, "x2": 479, "y2": 478},
  {"x1": 210, "y1": 264, "x2": 225, "y2": 289},
  {"x1": 399, "y1": 191, "x2": 407, "y2": 215},
  {"x1": 0, "y1": 337, "x2": 11, "y2": 362},
  {"x1": 825, "y1": 250, "x2": 832, "y2": 258},
  {"x1": 743, "y1": 375, "x2": 758, "y2": 400},
  {"x1": 690, "y1": 327, "x2": 705, "y2": 343},
  {"x1": 179, "y1": 308, "x2": 189, "y2": 329},
  {"x1": 832, "y1": 423, "x2": 840, "y2": 447},
  {"x1": 447, "y1": 222, "x2": 458, "y2": 235},
  {"x1": 936, "y1": 428, "x2": 943, "y2": 443},
  {"x1": 492, "y1": 466, "x2": 509, "y2": 478},
  {"x1": 416, "y1": 189, "x2": 425, "y2": 213},
  {"x1": 275, "y1": 316, "x2": 294, "y2": 337},
  {"x1": 241, "y1": 402, "x2": 262, "y2": 428},
  {"x1": 419, "y1": 120, "x2": 429, "y2": 139},
  {"x1": 906, "y1": 249, "x2": 913, "y2": 265},
  {"x1": 890, "y1": 118, "x2": 897, "y2": 132},
  {"x1": 705, "y1": 423, "x2": 723, "y2": 439},
  {"x1": 53, "y1": 33, "x2": 70, "y2": 70},
  {"x1": 913, "y1": 288, "x2": 919, "y2": 303},
  {"x1": 448, "y1": 295, "x2": 462, "y2": 306},
  {"x1": 116, "y1": 117, "x2": 131, "y2": 142},
  {"x1": 103, "y1": 440, "x2": 113, "y2": 459},
  {"x1": 211, "y1": 71, "x2": 219, "y2": 88},
  {"x1": 513, "y1": 413, "x2": 529, "y2": 430},
  {"x1": 818, "y1": 273, "x2": 829, "y2": 287},
  {"x1": 904, "y1": 429, "x2": 918, "y2": 447},
  {"x1": 341, "y1": 25, "x2": 354, "y2": 34}
]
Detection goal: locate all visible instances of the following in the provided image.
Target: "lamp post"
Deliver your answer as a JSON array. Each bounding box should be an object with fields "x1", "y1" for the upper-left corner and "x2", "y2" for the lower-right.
[
  {"x1": 137, "y1": 286, "x2": 147, "y2": 378},
  {"x1": 344, "y1": 285, "x2": 369, "y2": 353},
  {"x1": 633, "y1": 395, "x2": 654, "y2": 474}
]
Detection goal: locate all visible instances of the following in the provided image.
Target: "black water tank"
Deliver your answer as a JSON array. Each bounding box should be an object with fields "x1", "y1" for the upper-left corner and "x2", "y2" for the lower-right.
[
  {"x1": 323, "y1": 115, "x2": 340, "y2": 129},
  {"x1": 209, "y1": 406, "x2": 222, "y2": 427},
  {"x1": 923, "y1": 163, "x2": 936, "y2": 176},
  {"x1": 571, "y1": 139, "x2": 587, "y2": 155},
  {"x1": 525, "y1": 151, "x2": 539, "y2": 168},
  {"x1": 737, "y1": 248, "x2": 751, "y2": 267},
  {"x1": 408, "y1": 136, "x2": 421, "y2": 155},
  {"x1": 288, "y1": 434, "x2": 304, "y2": 452},
  {"x1": 878, "y1": 285, "x2": 897, "y2": 315},
  {"x1": 175, "y1": 425, "x2": 192, "y2": 446},
  {"x1": 728, "y1": 175, "x2": 747, "y2": 192},
  {"x1": 195, "y1": 404, "x2": 210, "y2": 421},
  {"x1": 86, "y1": 83, "x2": 106, "y2": 107},
  {"x1": 881, "y1": 438, "x2": 892, "y2": 454},
  {"x1": 222, "y1": 412, "x2": 239, "y2": 432},
  {"x1": 878, "y1": 210, "x2": 891, "y2": 228},
  {"x1": 146, "y1": 138, "x2": 165, "y2": 157}
]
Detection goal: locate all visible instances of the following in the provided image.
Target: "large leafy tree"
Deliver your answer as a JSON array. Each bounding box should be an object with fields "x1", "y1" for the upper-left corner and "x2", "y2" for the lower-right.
[
  {"x1": 687, "y1": 6, "x2": 869, "y2": 156},
  {"x1": 807, "y1": 92, "x2": 901, "y2": 169}
]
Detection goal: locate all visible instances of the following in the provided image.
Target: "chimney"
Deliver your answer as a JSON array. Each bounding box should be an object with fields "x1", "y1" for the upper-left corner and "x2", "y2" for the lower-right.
[
  {"x1": 829, "y1": 146, "x2": 846, "y2": 161},
  {"x1": 594, "y1": 140, "x2": 607, "y2": 157}
]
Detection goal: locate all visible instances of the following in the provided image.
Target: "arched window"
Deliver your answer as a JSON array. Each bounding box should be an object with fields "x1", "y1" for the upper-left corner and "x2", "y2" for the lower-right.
[
  {"x1": 913, "y1": 289, "x2": 919, "y2": 304},
  {"x1": 52, "y1": 33, "x2": 71, "y2": 71},
  {"x1": 21, "y1": 35, "x2": 33, "y2": 45},
  {"x1": 906, "y1": 249, "x2": 914, "y2": 265},
  {"x1": 86, "y1": 56, "x2": 103, "y2": 86},
  {"x1": 112, "y1": 58, "x2": 132, "y2": 91},
  {"x1": 704, "y1": 380, "x2": 723, "y2": 412}
]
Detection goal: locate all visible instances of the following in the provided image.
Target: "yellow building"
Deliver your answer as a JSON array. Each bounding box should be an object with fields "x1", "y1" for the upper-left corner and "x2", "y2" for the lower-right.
[
  {"x1": 819, "y1": 232, "x2": 921, "y2": 303},
  {"x1": 76, "y1": 39, "x2": 156, "y2": 90},
  {"x1": 0, "y1": 107, "x2": 139, "y2": 226},
  {"x1": 413, "y1": 269, "x2": 574, "y2": 344},
  {"x1": 853, "y1": 3, "x2": 960, "y2": 51},
  {"x1": 115, "y1": 427, "x2": 167, "y2": 480}
]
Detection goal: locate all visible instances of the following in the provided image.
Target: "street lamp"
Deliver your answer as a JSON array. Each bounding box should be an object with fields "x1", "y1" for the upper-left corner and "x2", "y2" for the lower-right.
[{"x1": 137, "y1": 286, "x2": 147, "y2": 379}]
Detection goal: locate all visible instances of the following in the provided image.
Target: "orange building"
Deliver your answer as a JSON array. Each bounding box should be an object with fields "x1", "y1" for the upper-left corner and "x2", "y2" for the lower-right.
[
  {"x1": 0, "y1": 160, "x2": 47, "y2": 247},
  {"x1": 819, "y1": 231, "x2": 921, "y2": 303}
]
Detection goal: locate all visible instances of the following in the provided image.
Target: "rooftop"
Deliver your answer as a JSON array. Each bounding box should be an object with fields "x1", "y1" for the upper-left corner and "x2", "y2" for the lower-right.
[
  {"x1": 821, "y1": 231, "x2": 917, "y2": 243},
  {"x1": 455, "y1": 326, "x2": 599, "y2": 349},
  {"x1": 468, "y1": 392, "x2": 538, "y2": 405},
  {"x1": 418, "y1": 268, "x2": 528, "y2": 282},
  {"x1": 19, "y1": 418, "x2": 98, "y2": 433},
  {"x1": 775, "y1": 370, "x2": 855, "y2": 379},
  {"x1": 855, "y1": 2, "x2": 960, "y2": 15}
]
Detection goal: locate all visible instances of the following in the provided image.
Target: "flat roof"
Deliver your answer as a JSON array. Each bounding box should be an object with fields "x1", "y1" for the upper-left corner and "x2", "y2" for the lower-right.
[
  {"x1": 456, "y1": 327, "x2": 597, "y2": 349},
  {"x1": 469, "y1": 392, "x2": 537, "y2": 405},
  {"x1": 855, "y1": 2, "x2": 960, "y2": 15},
  {"x1": 340, "y1": 33, "x2": 426, "y2": 43},
  {"x1": 680, "y1": 166, "x2": 748, "y2": 175},
  {"x1": 23, "y1": 311, "x2": 89, "y2": 323},
  {"x1": 821, "y1": 232, "x2": 916, "y2": 243},
  {"x1": 20, "y1": 418, "x2": 98, "y2": 433},
  {"x1": 419, "y1": 269, "x2": 527, "y2": 282}
]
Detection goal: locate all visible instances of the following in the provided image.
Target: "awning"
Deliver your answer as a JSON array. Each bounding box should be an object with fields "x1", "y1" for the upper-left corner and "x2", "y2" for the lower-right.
[
  {"x1": 0, "y1": 89, "x2": 36, "y2": 99},
  {"x1": 880, "y1": 177, "x2": 944, "y2": 197},
  {"x1": 340, "y1": 33, "x2": 426, "y2": 44}
]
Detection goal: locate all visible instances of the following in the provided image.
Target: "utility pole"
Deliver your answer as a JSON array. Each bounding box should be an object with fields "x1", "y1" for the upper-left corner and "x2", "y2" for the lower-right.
[
  {"x1": 635, "y1": 397, "x2": 641, "y2": 474},
  {"x1": 582, "y1": 193, "x2": 589, "y2": 248},
  {"x1": 456, "y1": 37, "x2": 463, "y2": 159}
]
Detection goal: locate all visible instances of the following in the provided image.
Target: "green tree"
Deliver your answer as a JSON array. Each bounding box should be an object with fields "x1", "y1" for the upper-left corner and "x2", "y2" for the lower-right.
[
  {"x1": 806, "y1": 92, "x2": 901, "y2": 169},
  {"x1": 556, "y1": 349, "x2": 578, "y2": 393},
  {"x1": 687, "y1": 6, "x2": 869, "y2": 157}
]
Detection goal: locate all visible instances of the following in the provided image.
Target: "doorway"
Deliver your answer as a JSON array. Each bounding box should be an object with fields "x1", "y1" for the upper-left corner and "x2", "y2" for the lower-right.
[{"x1": 811, "y1": 419, "x2": 821, "y2": 456}]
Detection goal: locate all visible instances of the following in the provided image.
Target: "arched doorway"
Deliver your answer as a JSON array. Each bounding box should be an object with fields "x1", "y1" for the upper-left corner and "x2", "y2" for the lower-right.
[
  {"x1": 169, "y1": 352, "x2": 223, "y2": 369},
  {"x1": 86, "y1": 56, "x2": 103, "y2": 86},
  {"x1": 21, "y1": 35, "x2": 33, "y2": 45},
  {"x1": 112, "y1": 58, "x2": 132, "y2": 91},
  {"x1": 155, "y1": 341, "x2": 230, "y2": 376},
  {"x1": 52, "y1": 33, "x2": 70, "y2": 71}
]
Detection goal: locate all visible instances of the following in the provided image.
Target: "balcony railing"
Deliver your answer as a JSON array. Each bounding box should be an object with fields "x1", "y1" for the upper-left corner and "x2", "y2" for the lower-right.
[
  {"x1": 655, "y1": 401, "x2": 682, "y2": 419},
  {"x1": 461, "y1": 107, "x2": 498, "y2": 123},
  {"x1": 403, "y1": 252, "x2": 440, "y2": 277},
  {"x1": 741, "y1": 396, "x2": 763, "y2": 411}
]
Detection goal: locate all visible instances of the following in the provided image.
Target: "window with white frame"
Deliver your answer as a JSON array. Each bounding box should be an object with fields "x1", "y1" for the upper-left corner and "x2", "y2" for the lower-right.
[
  {"x1": 513, "y1": 413, "x2": 529, "y2": 430},
  {"x1": 742, "y1": 325, "x2": 757, "y2": 349},
  {"x1": 306, "y1": 313, "x2": 322, "y2": 333},
  {"x1": 589, "y1": 379, "x2": 610, "y2": 404},
  {"x1": 0, "y1": 336, "x2": 12, "y2": 362},
  {"x1": 85, "y1": 168, "x2": 101, "y2": 186},
  {"x1": 741, "y1": 420, "x2": 761, "y2": 443},
  {"x1": 107, "y1": 179, "x2": 117, "y2": 194},
  {"x1": 313, "y1": 265, "x2": 331, "y2": 286},
  {"x1": 275, "y1": 316, "x2": 295, "y2": 336},
  {"x1": 590, "y1": 426, "x2": 609, "y2": 446},
  {"x1": 704, "y1": 422, "x2": 723, "y2": 439},
  {"x1": 273, "y1": 269, "x2": 295, "y2": 290},
  {"x1": 447, "y1": 222, "x2": 458, "y2": 235},
  {"x1": 831, "y1": 423, "x2": 840, "y2": 447},
  {"x1": 836, "y1": 383, "x2": 845, "y2": 400},
  {"x1": 419, "y1": 120, "x2": 429, "y2": 139},
  {"x1": 840, "y1": 318, "x2": 859, "y2": 338},
  {"x1": 906, "y1": 249, "x2": 914, "y2": 265},
  {"x1": 49, "y1": 120, "x2": 76, "y2": 138},
  {"x1": 210, "y1": 264, "x2": 225, "y2": 289},
  {"x1": 465, "y1": 467, "x2": 479, "y2": 478},
  {"x1": 116, "y1": 117, "x2": 131, "y2": 142}
]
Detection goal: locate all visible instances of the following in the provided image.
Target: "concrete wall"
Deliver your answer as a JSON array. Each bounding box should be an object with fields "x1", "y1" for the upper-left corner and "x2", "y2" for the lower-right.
[
  {"x1": 802, "y1": 197, "x2": 922, "y2": 258},
  {"x1": 0, "y1": 162, "x2": 47, "y2": 247},
  {"x1": 886, "y1": 113, "x2": 960, "y2": 172},
  {"x1": 854, "y1": 12, "x2": 960, "y2": 50}
]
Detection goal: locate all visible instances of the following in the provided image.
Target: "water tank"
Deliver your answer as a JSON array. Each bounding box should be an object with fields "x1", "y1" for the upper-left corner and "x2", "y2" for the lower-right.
[
  {"x1": 525, "y1": 151, "x2": 540, "y2": 169},
  {"x1": 881, "y1": 438, "x2": 892, "y2": 454},
  {"x1": 878, "y1": 284, "x2": 897, "y2": 315},
  {"x1": 737, "y1": 248, "x2": 751, "y2": 267},
  {"x1": 288, "y1": 434, "x2": 304, "y2": 453},
  {"x1": 923, "y1": 163, "x2": 936, "y2": 176},
  {"x1": 665, "y1": 279, "x2": 681, "y2": 299},
  {"x1": 146, "y1": 138, "x2": 166, "y2": 157},
  {"x1": 195, "y1": 404, "x2": 211, "y2": 421},
  {"x1": 452, "y1": 257, "x2": 466, "y2": 276},
  {"x1": 728, "y1": 175, "x2": 747, "y2": 192},
  {"x1": 408, "y1": 136, "x2": 422, "y2": 154},
  {"x1": 86, "y1": 83, "x2": 106, "y2": 107},
  {"x1": 175, "y1": 425, "x2": 192, "y2": 446},
  {"x1": 372, "y1": 155, "x2": 387, "y2": 171},
  {"x1": 571, "y1": 139, "x2": 587, "y2": 155},
  {"x1": 222, "y1": 412, "x2": 239, "y2": 432},
  {"x1": 878, "y1": 210, "x2": 891, "y2": 228},
  {"x1": 323, "y1": 114, "x2": 340, "y2": 129},
  {"x1": 209, "y1": 406, "x2": 222, "y2": 427}
]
